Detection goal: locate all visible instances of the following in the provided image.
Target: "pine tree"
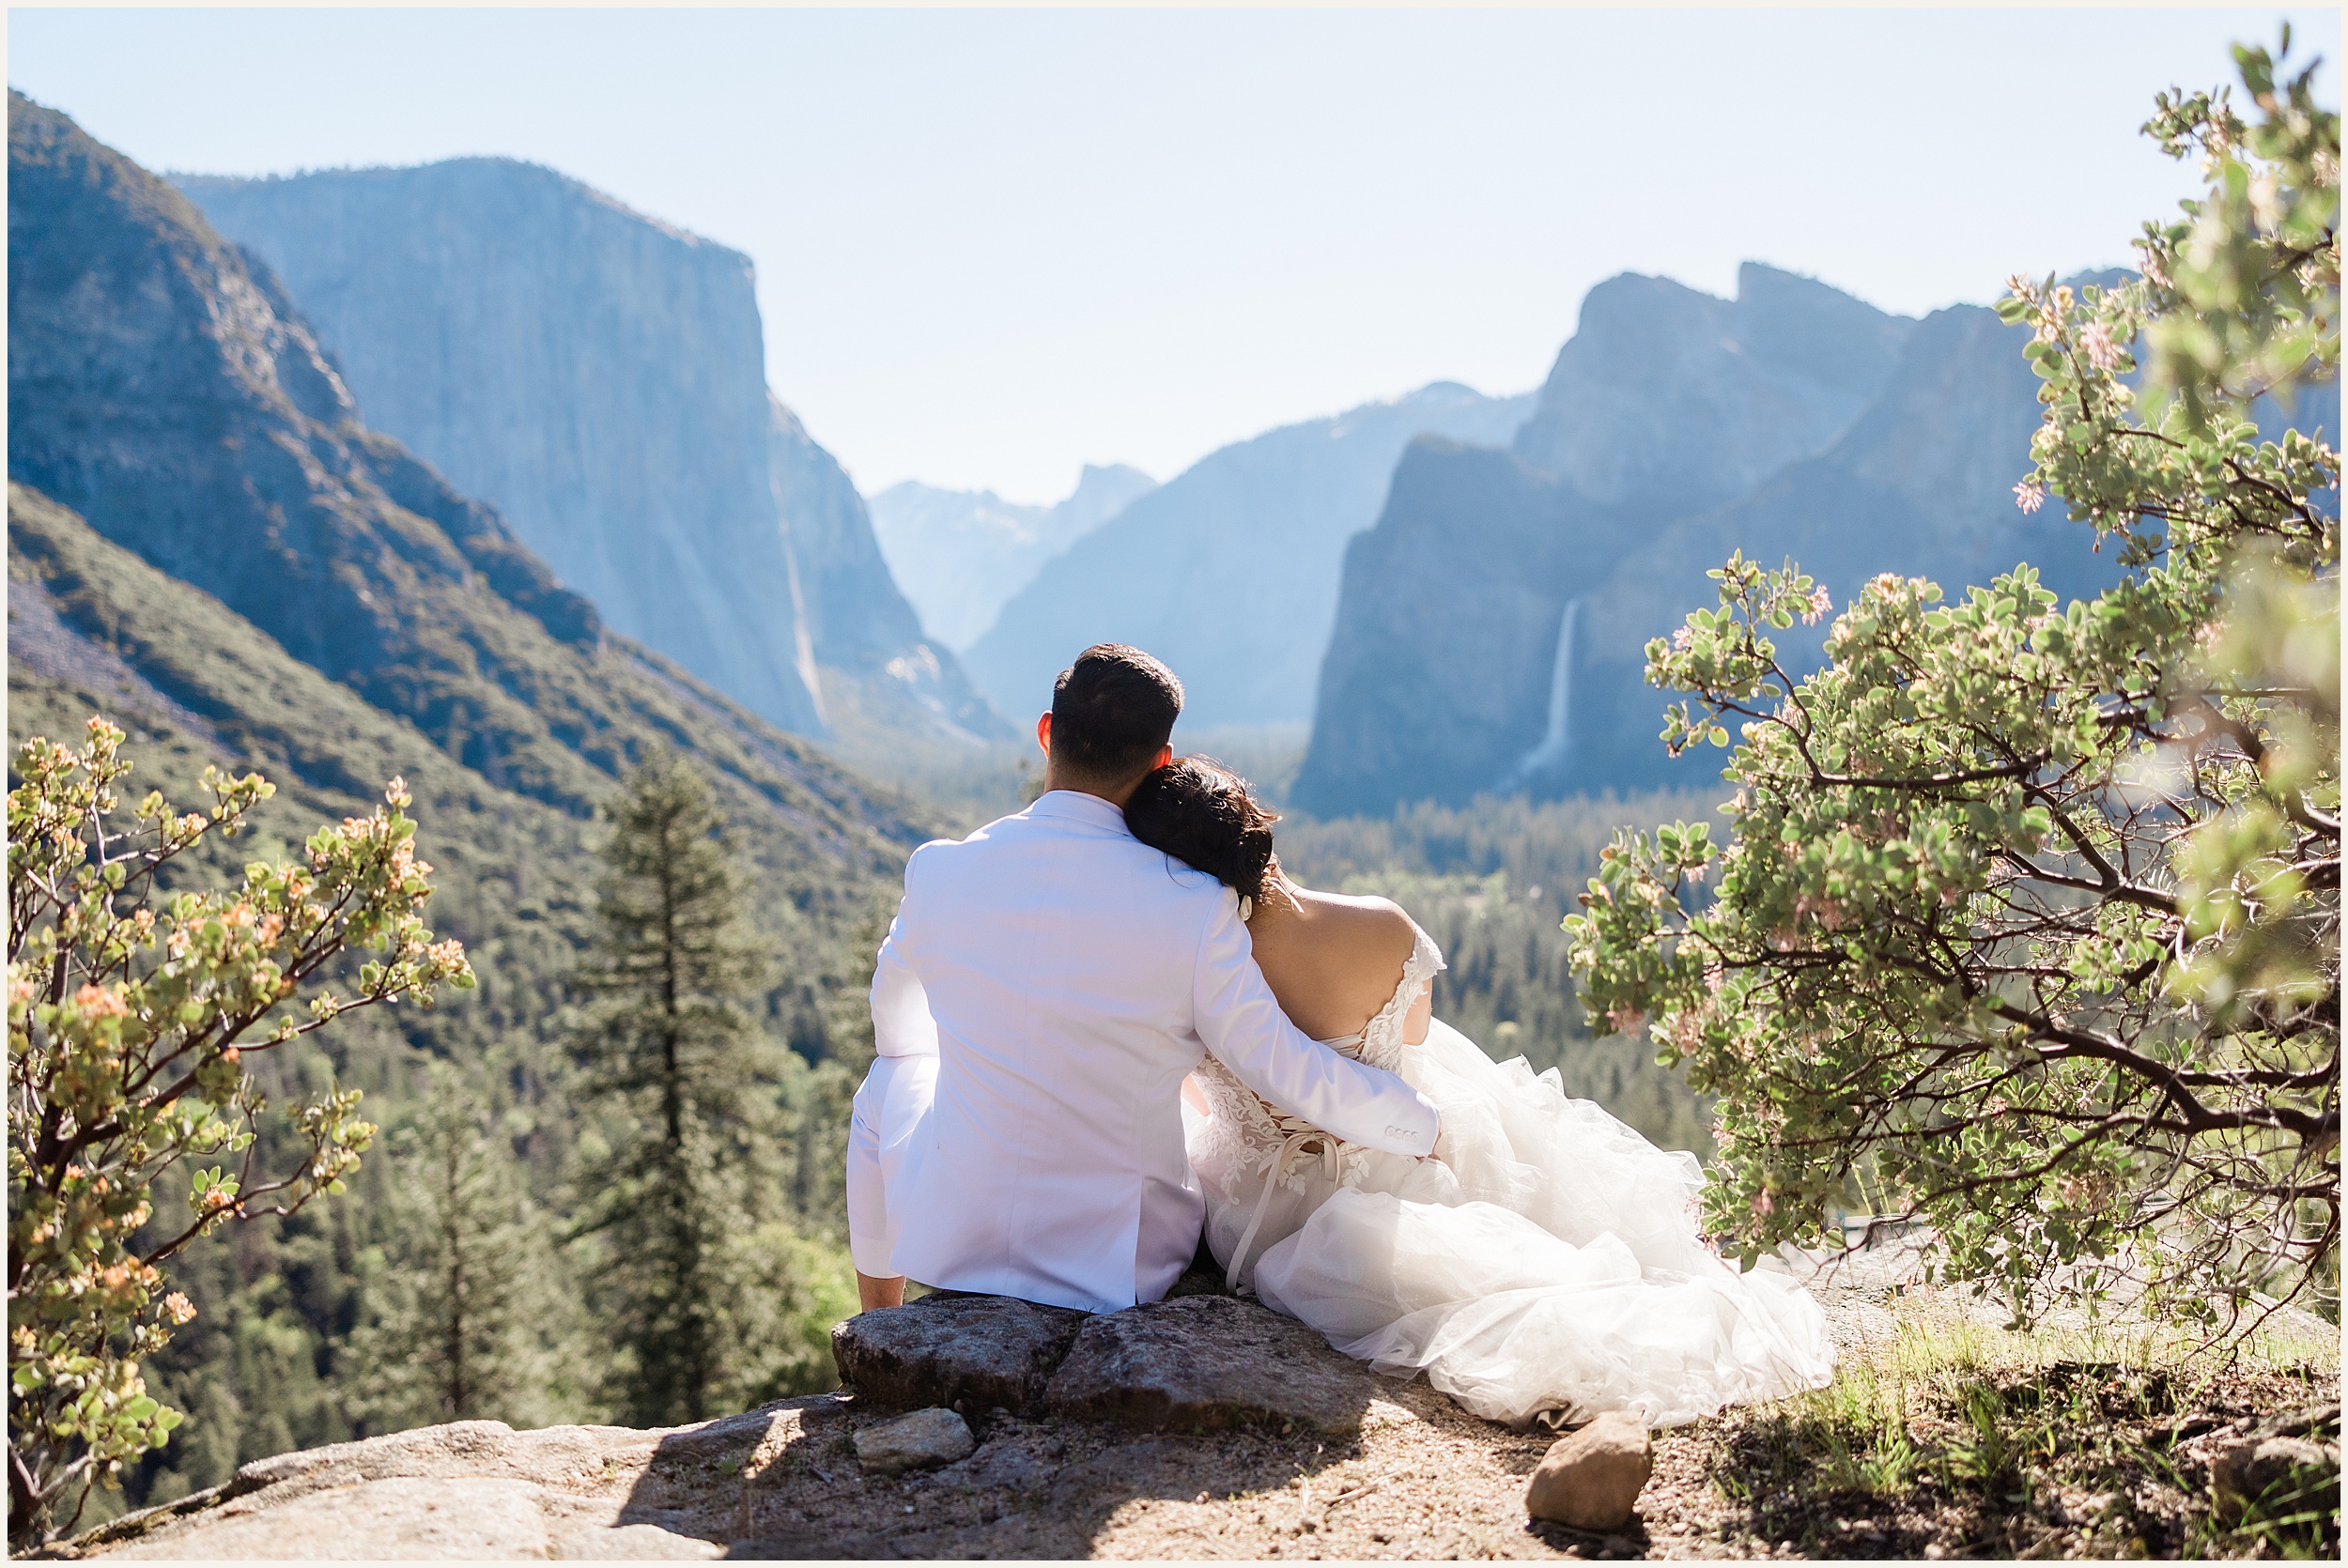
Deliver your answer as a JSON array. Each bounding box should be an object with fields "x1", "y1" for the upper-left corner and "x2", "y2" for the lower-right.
[
  {"x1": 344, "y1": 1064, "x2": 577, "y2": 1432},
  {"x1": 566, "y1": 752, "x2": 779, "y2": 1426}
]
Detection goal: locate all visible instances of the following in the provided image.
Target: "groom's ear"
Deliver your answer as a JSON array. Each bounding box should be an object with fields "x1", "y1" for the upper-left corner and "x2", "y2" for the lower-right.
[
  {"x1": 1036, "y1": 713, "x2": 1054, "y2": 756},
  {"x1": 1151, "y1": 743, "x2": 1173, "y2": 772}
]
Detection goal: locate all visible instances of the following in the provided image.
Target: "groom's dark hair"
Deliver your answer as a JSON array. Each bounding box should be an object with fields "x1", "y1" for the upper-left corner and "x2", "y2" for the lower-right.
[{"x1": 1051, "y1": 644, "x2": 1183, "y2": 783}]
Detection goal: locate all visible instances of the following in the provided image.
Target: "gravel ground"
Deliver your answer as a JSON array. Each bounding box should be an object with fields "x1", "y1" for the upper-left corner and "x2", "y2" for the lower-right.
[
  {"x1": 69, "y1": 1240, "x2": 2336, "y2": 1560},
  {"x1": 749, "y1": 1240, "x2": 2336, "y2": 1560}
]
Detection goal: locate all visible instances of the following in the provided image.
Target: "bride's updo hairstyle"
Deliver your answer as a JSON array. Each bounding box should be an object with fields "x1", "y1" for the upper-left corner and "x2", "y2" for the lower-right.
[{"x1": 1124, "y1": 756, "x2": 1280, "y2": 909}]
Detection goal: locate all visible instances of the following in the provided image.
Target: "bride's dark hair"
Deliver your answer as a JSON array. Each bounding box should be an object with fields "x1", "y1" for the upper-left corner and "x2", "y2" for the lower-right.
[{"x1": 1124, "y1": 756, "x2": 1280, "y2": 906}]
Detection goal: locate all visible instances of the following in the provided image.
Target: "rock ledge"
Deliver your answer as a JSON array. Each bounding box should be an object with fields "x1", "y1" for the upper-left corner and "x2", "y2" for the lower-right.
[{"x1": 833, "y1": 1288, "x2": 1383, "y2": 1434}]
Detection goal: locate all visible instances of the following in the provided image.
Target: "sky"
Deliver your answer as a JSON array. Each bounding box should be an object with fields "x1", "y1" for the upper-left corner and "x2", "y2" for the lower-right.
[{"x1": 7, "y1": 6, "x2": 2336, "y2": 503}]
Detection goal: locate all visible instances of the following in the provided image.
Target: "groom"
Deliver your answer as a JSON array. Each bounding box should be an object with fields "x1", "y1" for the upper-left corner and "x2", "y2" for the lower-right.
[{"x1": 846, "y1": 643, "x2": 1440, "y2": 1315}]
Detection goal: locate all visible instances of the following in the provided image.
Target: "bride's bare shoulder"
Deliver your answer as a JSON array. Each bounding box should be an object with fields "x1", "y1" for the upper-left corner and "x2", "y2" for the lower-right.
[{"x1": 1288, "y1": 886, "x2": 1418, "y2": 966}]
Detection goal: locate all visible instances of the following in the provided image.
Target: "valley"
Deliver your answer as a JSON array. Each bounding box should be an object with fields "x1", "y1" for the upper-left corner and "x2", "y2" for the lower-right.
[{"x1": 8, "y1": 38, "x2": 2336, "y2": 1556}]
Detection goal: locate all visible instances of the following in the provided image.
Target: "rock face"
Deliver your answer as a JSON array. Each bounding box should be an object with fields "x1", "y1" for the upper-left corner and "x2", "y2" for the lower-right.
[
  {"x1": 1511, "y1": 265, "x2": 1914, "y2": 514},
  {"x1": 7, "y1": 92, "x2": 921, "y2": 860},
  {"x1": 1294, "y1": 266, "x2": 2125, "y2": 815},
  {"x1": 872, "y1": 464, "x2": 1160, "y2": 651},
  {"x1": 178, "y1": 158, "x2": 1000, "y2": 743},
  {"x1": 1040, "y1": 1293, "x2": 1376, "y2": 1434},
  {"x1": 69, "y1": 1413, "x2": 765, "y2": 1560},
  {"x1": 767, "y1": 397, "x2": 1011, "y2": 742},
  {"x1": 832, "y1": 1290, "x2": 1383, "y2": 1434},
  {"x1": 831, "y1": 1294, "x2": 1088, "y2": 1417},
  {"x1": 961, "y1": 381, "x2": 1535, "y2": 728},
  {"x1": 175, "y1": 157, "x2": 826, "y2": 736},
  {"x1": 1522, "y1": 1411, "x2": 1654, "y2": 1532}
]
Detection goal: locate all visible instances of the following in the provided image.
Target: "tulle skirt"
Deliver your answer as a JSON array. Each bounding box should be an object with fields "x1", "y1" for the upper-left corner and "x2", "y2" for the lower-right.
[{"x1": 1191, "y1": 1020, "x2": 1835, "y2": 1427}]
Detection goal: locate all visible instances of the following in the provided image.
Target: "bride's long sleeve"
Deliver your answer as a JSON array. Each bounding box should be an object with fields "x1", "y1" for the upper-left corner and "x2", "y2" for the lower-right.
[{"x1": 1191, "y1": 892, "x2": 1439, "y2": 1158}]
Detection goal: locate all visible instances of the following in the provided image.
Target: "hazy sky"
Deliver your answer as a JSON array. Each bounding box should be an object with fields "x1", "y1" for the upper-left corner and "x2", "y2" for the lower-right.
[{"x1": 8, "y1": 7, "x2": 2334, "y2": 502}]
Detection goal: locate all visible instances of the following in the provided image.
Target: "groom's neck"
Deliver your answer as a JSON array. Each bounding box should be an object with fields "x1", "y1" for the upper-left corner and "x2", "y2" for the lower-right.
[{"x1": 1042, "y1": 766, "x2": 1146, "y2": 810}]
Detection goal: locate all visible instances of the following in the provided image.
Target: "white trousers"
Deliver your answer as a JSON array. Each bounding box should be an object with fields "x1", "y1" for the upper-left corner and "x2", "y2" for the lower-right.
[{"x1": 845, "y1": 1053, "x2": 938, "y2": 1277}]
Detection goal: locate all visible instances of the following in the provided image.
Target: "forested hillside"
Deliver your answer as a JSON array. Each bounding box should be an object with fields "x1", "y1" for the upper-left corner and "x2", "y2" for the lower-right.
[
  {"x1": 1277, "y1": 791, "x2": 1718, "y2": 1158},
  {"x1": 6, "y1": 86, "x2": 933, "y2": 1517},
  {"x1": 8, "y1": 477, "x2": 904, "y2": 1512}
]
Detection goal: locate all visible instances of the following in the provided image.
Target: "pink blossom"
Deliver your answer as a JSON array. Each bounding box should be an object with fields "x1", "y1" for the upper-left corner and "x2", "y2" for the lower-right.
[
  {"x1": 73, "y1": 984, "x2": 128, "y2": 1020},
  {"x1": 2013, "y1": 481, "x2": 2047, "y2": 515},
  {"x1": 2079, "y1": 321, "x2": 2124, "y2": 371},
  {"x1": 1672, "y1": 625, "x2": 1694, "y2": 653},
  {"x1": 1800, "y1": 585, "x2": 1832, "y2": 625}
]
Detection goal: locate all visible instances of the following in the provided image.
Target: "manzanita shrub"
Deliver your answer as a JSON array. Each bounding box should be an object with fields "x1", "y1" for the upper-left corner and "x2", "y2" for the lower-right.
[
  {"x1": 1568, "y1": 38, "x2": 2338, "y2": 1330},
  {"x1": 7, "y1": 719, "x2": 473, "y2": 1544}
]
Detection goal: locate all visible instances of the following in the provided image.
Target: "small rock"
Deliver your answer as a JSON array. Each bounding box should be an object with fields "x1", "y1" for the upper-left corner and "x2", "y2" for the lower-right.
[
  {"x1": 1524, "y1": 1412, "x2": 1652, "y2": 1532},
  {"x1": 854, "y1": 1407, "x2": 976, "y2": 1477},
  {"x1": 2249, "y1": 1400, "x2": 2341, "y2": 1442},
  {"x1": 2211, "y1": 1434, "x2": 2341, "y2": 1522}
]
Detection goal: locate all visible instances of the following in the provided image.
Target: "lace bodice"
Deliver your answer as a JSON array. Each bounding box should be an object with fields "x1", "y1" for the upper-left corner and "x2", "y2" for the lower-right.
[{"x1": 1193, "y1": 921, "x2": 1446, "y2": 1219}]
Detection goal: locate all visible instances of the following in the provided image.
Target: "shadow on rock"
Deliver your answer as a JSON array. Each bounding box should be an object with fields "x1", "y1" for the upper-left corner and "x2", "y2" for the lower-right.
[{"x1": 682, "y1": 1284, "x2": 1392, "y2": 1559}]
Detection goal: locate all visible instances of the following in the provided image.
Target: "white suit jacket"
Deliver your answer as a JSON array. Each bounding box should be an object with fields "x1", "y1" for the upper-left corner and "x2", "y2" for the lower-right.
[{"x1": 870, "y1": 790, "x2": 1441, "y2": 1313}]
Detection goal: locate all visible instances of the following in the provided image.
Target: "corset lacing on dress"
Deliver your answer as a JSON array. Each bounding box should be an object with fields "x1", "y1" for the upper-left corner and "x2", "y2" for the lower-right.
[{"x1": 1203, "y1": 923, "x2": 1446, "y2": 1290}]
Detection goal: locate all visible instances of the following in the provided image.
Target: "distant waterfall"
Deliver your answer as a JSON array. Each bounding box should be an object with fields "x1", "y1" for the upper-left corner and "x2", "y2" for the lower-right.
[{"x1": 1509, "y1": 597, "x2": 1581, "y2": 787}]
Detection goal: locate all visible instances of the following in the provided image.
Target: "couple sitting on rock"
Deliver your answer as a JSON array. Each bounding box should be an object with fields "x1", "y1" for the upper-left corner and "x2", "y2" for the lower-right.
[{"x1": 846, "y1": 643, "x2": 1832, "y2": 1429}]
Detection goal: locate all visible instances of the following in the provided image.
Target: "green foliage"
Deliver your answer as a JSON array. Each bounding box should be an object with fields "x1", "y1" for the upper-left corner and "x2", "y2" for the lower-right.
[
  {"x1": 566, "y1": 752, "x2": 789, "y2": 1427},
  {"x1": 6, "y1": 720, "x2": 472, "y2": 1545},
  {"x1": 1278, "y1": 792, "x2": 1717, "y2": 1154},
  {"x1": 2134, "y1": 32, "x2": 2340, "y2": 433},
  {"x1": 9, "y1": 494, "x2": 892, "y2": 1517},
  {"x1": 1712, "y1": 1317, "x2": 2338, "y2": 1559},
  {"x1": 341, "y1": 1062, "x2": 582, "y2": 1431},
  {"x1": 1569, "y1": 39, "x2": 2338, "y2": 1329}
]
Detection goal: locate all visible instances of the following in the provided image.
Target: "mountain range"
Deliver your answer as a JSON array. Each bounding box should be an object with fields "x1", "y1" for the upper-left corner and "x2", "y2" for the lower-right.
[
  {"x1": 26, "y1": 90, "x2": 2325, "y2": 838},
  {"x1": 870, "y1": 464, "x2": 1159, "y2": 652},
  {"x1": 1292, "y1": 265, "x2": 2136, "y2": 816},
  {"x1": 960, "y1": 381, "x2": 1535, "y2": 729},
  {"x1": 177, "y1": 158, "x2": 1004, "y2": 747},
  {"x1": 8, "y1": 87, "x2": 920, "y2": 949}
]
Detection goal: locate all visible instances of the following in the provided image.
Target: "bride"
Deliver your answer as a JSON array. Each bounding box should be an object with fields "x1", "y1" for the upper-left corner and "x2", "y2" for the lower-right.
[{"x1": 1123, "y1": 756, "x2": 1835, "y2": 1429}]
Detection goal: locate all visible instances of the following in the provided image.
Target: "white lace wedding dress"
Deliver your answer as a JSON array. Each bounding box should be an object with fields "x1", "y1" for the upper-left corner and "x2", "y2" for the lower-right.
[{"x1": 1183, "y1": 924, "x2": 1835, "y2": 1428}]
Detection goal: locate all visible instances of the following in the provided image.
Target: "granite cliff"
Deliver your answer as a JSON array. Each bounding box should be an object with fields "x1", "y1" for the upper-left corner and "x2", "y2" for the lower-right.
[
  {"x1": 1510, "y1": 264, "x2": 1916, "y2": 513},
  {"x1": 1295, "y1": 268, "x2": 2115, "y2": 816},
  {"x1": 8, "y1": 88, "x2": 920, "y2": 861},
  {"x1": 870, "y1": 464, "x2": 1159, "y2": 652},
  {"x1": 177, "y1": 158, "x2": 1001, "y2": 743},
  {"x1": 768, "y1": 396, "x2": 1007, "y2": 743},
  {"x1": 961, "y1": 382, "x2": 1535, "y2": 729}
]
